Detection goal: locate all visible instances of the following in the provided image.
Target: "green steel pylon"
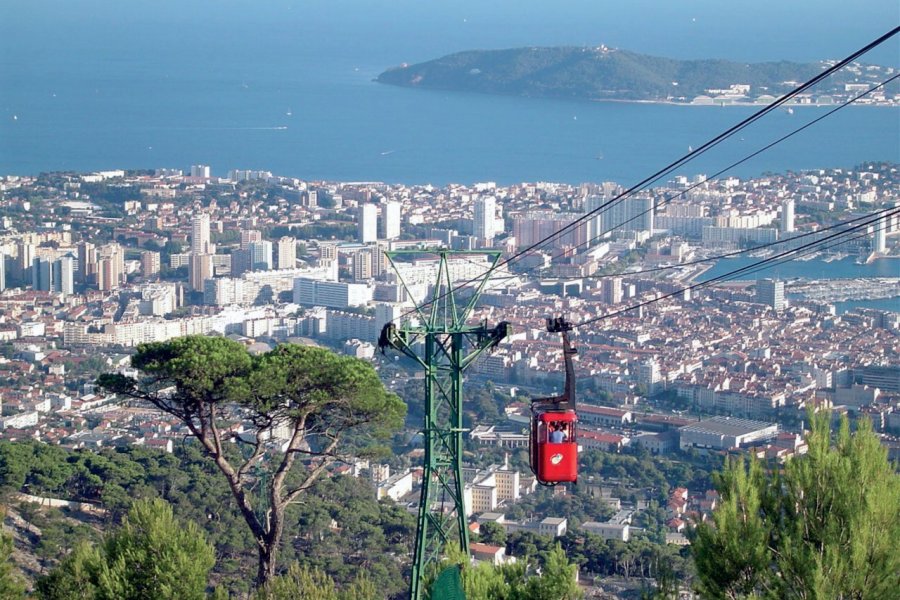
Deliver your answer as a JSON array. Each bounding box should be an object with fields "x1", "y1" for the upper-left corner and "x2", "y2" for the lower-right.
[{"x1": 378, "y1": 250, "x2": 511, "y2": 600}]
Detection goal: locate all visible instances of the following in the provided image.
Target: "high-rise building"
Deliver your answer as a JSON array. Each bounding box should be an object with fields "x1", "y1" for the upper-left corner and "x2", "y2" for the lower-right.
[
  {"x1": 874, "y1": 217, "x2": 887, "y2": 253},
  {"x1": 240, "y1": 229, "x2": 263, "y2": 250},
  {"x1": 248, "y1": 241, "x2": 273, "y2": 271},
  {"x1": 380, "y1": 201, "x2": 402, "y2": 240},
  {"x1": 474, "y1": 197, "x2": 497, "y2": 244},
  {"x1": 585, "y1": 194, "x2": 606, "y2": 243},
  {"x1": 97, "y1": 258, "x2": 115, "y2": 291},
  {"x1": 231, "y1": 249, "x2": 252, "y2": 277},
  {"x1": 16, "y1": 241, "x2": 36, "y2": 284},
  {"x1": 54, "y1": 255, "x2": 75, "y2": 295},
  {"x1": 0, "y1": 252, "x2": 6, "y2": 291},
  {"x1": 756, "y1": 278, "x2": 785, "y2": 311},
  {"x1": 141, "y1": 251, "x2": 161, "y2": 278},
  {"x1": 32, "y1": 257, "x2": 53, "y2": 291},
  {"x1": 97, "y1": 244, "x2": 125, "y2": 291},
  {"x1": 358, "y1": 204, "x2": 378, "y2": 243},
  {"x1": 189, "y1": 253, "x2": 213, "y2": 292},
  {"x1": 77, "y1": 241, "x2": 97, "y2": 284},
  {"x1": 191, "y1": 214, "x2": 211, "y2": 254},
  {"x1": 637, "y1": 359, "x2": 662, "y2": 395},
  {"x1": 276, "y1": 237, "x2": 296, "y2": 270},
  {"x1": 352, "y1": 250, "x2": 372, "y2": 281},
  {"x1": 371, "y1": 242, "x2": 389, "y2": 278},
  {"x1": 601, "y1": 277, "x2": 623, "y2": 305},
  {"x1": 190, "y1": 164, "x2": 211, "y2": 179},
  {"x1": 512, "y1": 211, "x2": 588, "y2": 250},
  {"x1": 599, "y1": 196, "x2": 655, "y2": 234},
  {"x1": 781, "y1": 199, "x2": 795, "y2": 234},
  {"x1": 319, "y1": 242, "x2": 338, "y2": 262}
]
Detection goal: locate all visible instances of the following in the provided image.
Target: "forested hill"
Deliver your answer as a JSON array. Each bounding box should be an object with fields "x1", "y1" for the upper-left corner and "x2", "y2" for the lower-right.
[{"x1": 376, "y1": 46, "x2": 889, "y2": 104}]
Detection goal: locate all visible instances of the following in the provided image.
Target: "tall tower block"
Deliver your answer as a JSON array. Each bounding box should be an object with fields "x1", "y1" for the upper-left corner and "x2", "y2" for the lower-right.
[
  {"x1": 781, "y1": 199, "x2": 795, "y2": 234},
  {"x1": 358, "y1": 204, "x2": 378, "y2": 243}
]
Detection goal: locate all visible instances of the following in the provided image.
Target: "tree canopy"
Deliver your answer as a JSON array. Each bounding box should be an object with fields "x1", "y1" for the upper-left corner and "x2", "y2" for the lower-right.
[
  {"x1": 432, "y1": 543, "x2": 582, "y2": 600},
  {"x1": 0, "y1": 520, "x2": 25, "y2": 600},
  {"x1": 97, "y1": 336, "x2": 405, "y2": 586},
  {"x1": 36, "y1": 499, "x2": 215, "y2": 600},
  {"x1": 692, "y1": 413, "x2": 900, "y2": 599}
]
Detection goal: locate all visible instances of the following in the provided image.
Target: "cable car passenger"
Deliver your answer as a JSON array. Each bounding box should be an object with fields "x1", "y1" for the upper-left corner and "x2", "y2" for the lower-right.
[{"x1": 549, "y1": 422, "x2": 566, "y2": 443}]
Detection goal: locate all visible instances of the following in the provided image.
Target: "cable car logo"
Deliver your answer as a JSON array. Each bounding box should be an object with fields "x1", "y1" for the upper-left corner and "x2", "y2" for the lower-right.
[{"x1": 550, "y1": 453, "x2": 564, "y2": 465}]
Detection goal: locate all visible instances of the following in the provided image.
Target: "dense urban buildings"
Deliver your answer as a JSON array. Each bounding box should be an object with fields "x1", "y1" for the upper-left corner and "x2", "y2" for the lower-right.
[{"x1": 0, "y1": 162, "x2": 897, "y2": 594}]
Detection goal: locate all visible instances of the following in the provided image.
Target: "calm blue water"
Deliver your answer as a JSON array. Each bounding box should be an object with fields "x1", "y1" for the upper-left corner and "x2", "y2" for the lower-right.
[
  {"x1": 835, "y1": 298, "x2": 900, "y2": 314},
  {"x1": 702, "y1": 257, "x2": 900, "y2": 313},
  {"x1": 702, "y1": 256, "x2": 900, "y2": 281},
  {"x1": 1, "y1": 0, "x2": 898, "y2": 185}
]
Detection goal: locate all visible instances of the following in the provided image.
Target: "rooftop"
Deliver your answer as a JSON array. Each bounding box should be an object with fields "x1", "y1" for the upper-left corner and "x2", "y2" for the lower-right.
[{"x1": 680, "y1": 415, "x2": 777, "y2": 437}]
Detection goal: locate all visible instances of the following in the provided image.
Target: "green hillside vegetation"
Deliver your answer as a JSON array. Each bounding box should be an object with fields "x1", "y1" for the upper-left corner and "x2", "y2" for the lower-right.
[
  {"x1": 0, "y1": 441, "x2": 414, "y2": 597},
  {"x1": 96, "y1": 337, "x2": 407, "y2": 587},
  {"x1": 377, "y1": 47, "x2": 875, "y2": 101}
]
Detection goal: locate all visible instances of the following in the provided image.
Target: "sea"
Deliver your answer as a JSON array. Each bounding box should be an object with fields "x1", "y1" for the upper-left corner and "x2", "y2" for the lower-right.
[
  {"x1": 1, "y1": 1, "x2": 898, "y2": 306},
  {"x1": 701, "y1": 257, "x2": 899, "y2": 313},
  {"x1": 1, "y1": 0, "x2": 898, "y2": 186}
]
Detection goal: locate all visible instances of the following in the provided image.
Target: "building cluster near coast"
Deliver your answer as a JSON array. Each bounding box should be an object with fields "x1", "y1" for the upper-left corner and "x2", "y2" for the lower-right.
[{"x1": 0, "y1": 161, "x2": 898, "y2": 571}]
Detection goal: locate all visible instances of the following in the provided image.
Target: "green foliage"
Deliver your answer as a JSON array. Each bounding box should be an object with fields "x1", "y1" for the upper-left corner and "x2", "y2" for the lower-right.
[
  {"x1": 246, "y1": 344, "x2": 405, "y2": 453},
  {"x1": 252, "y1": 563, "x2": 377, "y2": 600},
  {"x1": 522, "y1": 545, "x2": 581, "y2": 600},
  {"x1": 433, "y1": 543, "x2": 581, "y2": 600},
  {"x1": 103, "y1": 335, "x2": 253, "y2": 406},
  {"x1": 692, "y1": 413, "x2": 900, "y2": 599},
  {"x1": 0, "y1": 440, "x2": 417, "y2": 595},
  {"x1": 692, "y1": 456, "x2": 770, "y2": 598},
  {"x1": 291, "y1": 222, "x2": 355, "y2": 240},
  {"x1": 36, "y1": 543, "x2": 101, "y2": 600},
  {"x1": 287, "y1": 476, "x2": 414, "y2": 598},
  {"x1": 97, "y1": 336, "x2": 406, "y2": 588},
  {"x1": 37, "y1": 499, "x2": 215, "y2": 600},
  {"x1": 0, "y1": 524, "x2": 25, "y2": 600},
  {"x1": 477, "y1": 521, "x2": 507, "y2": 546}
]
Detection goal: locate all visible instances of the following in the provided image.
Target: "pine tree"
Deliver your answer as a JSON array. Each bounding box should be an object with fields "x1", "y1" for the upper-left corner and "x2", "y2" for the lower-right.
[
  {"x1": 0, "y1": 525, "x2": 25, "y2": 600},
  {"x1": 692, "y1": 456, "x2": 771, "y2": 598},
  {"x1": 523, "y1": 545, "x2": 582, "y2": 600},
  {"x1": 97, "y1": 337, "x2": 405, "y2": 586},
  {"x1": 37, "y1": 499, "x2": 215, "y2": 600},
  {"x1": 252, "y1": 563, "x2": 378, "y2": 600},
  {"x1": 692, "y1": 413, "x2": 900, "y2": 599}
]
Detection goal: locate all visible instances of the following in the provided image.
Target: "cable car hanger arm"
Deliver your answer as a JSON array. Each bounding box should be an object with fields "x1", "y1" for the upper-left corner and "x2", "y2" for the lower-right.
[{"x1": 531, "y1": 317, "x2": 577, "y2": 413}]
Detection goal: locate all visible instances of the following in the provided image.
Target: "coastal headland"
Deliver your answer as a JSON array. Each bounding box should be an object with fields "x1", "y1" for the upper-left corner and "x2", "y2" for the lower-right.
[{"x1": 377, "y1": 46, "x2": 899, "y2": 107}]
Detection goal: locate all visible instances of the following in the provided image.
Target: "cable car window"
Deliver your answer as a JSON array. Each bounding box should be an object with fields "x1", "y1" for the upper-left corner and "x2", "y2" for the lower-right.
[{"x1": 548, "y1": 421, "x2": 564, "y2": 443}]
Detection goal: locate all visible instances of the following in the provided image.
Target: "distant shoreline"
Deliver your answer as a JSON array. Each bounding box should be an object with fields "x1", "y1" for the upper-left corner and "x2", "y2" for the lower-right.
[
  {"x1": 375, "y1": 80, "x2": 898, "y2": 109},
  {"x1": 587, "y1": 98, "x2": 898, "y2": 108}
]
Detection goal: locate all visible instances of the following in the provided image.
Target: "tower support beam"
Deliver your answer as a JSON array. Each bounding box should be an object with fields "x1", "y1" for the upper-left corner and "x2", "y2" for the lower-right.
[{"x1": 378, "y1": 250, "x2": 510, "y2": 599}]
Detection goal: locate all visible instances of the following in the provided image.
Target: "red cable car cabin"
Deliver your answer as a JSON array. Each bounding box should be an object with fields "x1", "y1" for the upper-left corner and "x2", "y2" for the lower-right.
[
  {"x1": 532, "y1": 410, "x2": 578, "y2": 484},
  {"x1": 529, "y1": 317, "x2": 579, "y2": 485}
]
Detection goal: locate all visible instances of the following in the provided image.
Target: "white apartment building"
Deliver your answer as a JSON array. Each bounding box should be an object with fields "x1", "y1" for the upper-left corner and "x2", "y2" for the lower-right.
[
  {"x1": 191, "y1": 213, "x2": 211, "y2": 254},
  {"x1": 380, "y1": 201, "x2": 401, "y2": 240},
  {"x1": 377, "y1": 471, "x2": 414, "y2": 502},
  {"x1": 358, "y1": 204, "x2": 378, "y2": 243},
  {"x1": 293, "y1": 278, "x2": 373, "y2": 308},
  {"x1": 581, "y1": 522, "x2": 630, "y2": 541}
]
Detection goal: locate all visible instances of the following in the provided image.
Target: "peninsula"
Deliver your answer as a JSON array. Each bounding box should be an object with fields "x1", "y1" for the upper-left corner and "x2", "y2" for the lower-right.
[{"x1": 376, "y1": 46, "x2": 897, "y2": 106}]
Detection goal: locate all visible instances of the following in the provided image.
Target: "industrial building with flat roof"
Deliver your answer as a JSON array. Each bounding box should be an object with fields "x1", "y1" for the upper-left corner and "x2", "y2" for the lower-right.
[{"x1": 679, "y1": 416, "x2": 778, "y2": 451}]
